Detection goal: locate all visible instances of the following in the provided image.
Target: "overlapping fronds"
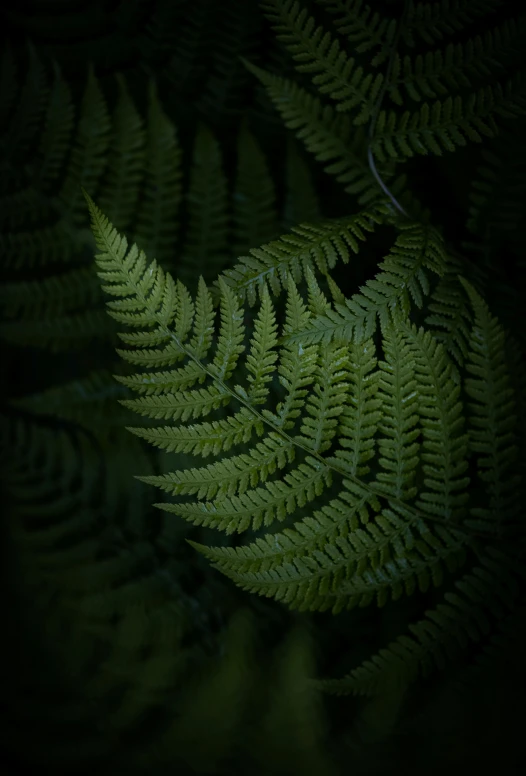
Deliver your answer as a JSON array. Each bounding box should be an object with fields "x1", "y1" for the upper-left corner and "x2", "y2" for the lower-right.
[
  {"x1": 0, "y1": 48, "x2": 316, "y2": 353},
  {"x1": 247, "y1": 0, "x2": 526, "y2": 221},
  {"x1": 283, "y1": 220, "x2": 451, "y2": 345},
  {"x1": 219, "y1": 206, "x2": 386, "y2": 305},
  {"x1": 262, "y1": 0, "x2": 384, "y2": 121},
  {"x1": 86, "y1": 199, "x2": 526, "y2": 699}
]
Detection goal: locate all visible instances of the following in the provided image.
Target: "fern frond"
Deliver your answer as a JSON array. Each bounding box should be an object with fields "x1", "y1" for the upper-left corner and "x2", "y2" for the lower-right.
[
  {"x1": 374, "y1": 323, "x2": 421, "y2": 502},
  {"x1": 219, "y1": 208, "x2": 384, "y2": 305},
  {"x1": 402, "y1": 0, "x2": 503, "y2": 47},
  {"x1": 87, "y1": 202, "x2": 525, "y2": 707},
  {"x1": 461, "y1": 279, "x2": 521, "y2": 533},
  {"x1": 317, "y1": 545, "x2": 525, "y2": 696},
  {"x1": 189, "y1": 495, "x2": 468, "y2": 613},
  {"x1": 262, "y1": 0, "x2": 384, "y2": 121},
  {"x1": 399, "y1": 317, "x2": 470, "y2": 520},
  {"x1": 316, "y1": 0, "x2": 397, "y2": 66},
  {"x1": 243, "y1": 61, "x2": 382, "y2": 203},
  {"x1": 389, "y1": 18, "x2": 526, "y2": 105},
  {"x1": 285, "y1": 221, "x2": 449, "y2": 345},
  {"x1": 58, "y1": 65, "x2": 111, "y2": 223},
  {"x1": 371, "y1": 89, "x2": 499, "y2": 162},
  {"x1": 141, "y1": 432, "x2": 295, "y2": 502},
  {"x1": 328, "y1": 335, "x2": 381, "y2": 478},
  {"x1": 0, "y1": 267, "x2": 110, "y2": 350},
  {"x1": 98, "y1": 75, "x2": 145, "y2": 233},
  {"x1": 424, "y1": 267, "x2": 473, "y2": 371},
  {"x1": 233, "y1": 123, "x2": 279, "y2": 255},
  {"x1": 33, "y1": 62, "x2": 75, "y2": 192},
  {"x1": 178, "y1": 124, "x2": 229, "y2": 286},
  {"x1": 243, "y1": 61, "x2": 429, "y2": 217},
  {"x1": 133, "y1": 81, "x2": 182, "y2": 267},
  {"x1": 1, "y1": 43, "x2": 48, "y2": 178}
]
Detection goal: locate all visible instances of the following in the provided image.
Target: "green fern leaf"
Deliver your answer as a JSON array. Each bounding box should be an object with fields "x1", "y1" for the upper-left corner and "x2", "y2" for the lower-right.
[
  {"x1": 58, "y1": 65, "x2": 111, "y2": 223},
  {"x1": 33, "y1": 62, "x2": 75, "y2": 193},
  {"x1": 461, "y1": 279, "x2": 521, "y2": 533},
  {"x1": 402, "y1": 0, "x2": 503, "y2": 47},
  {"x1": 243, "y1": 60, "x2": 386, "y2": 204},
  {"x1": 389, "y1": 18, "x2": 526, "y2": 105},
  {"x1": 262, "y1": 0, "x2": 384, "y2": 121},
  {"x1": 399, "y1": 317, "x2": 470, "y2": 520},
  {"x1": 233, "y1": 122, "x2": 279, "y2": 255},
  {"x1": 285, "y1": 221, "x2": 449, "y2": 345},
  {"x1": 98, "y1": 75, "x2": 145, "y2": 233},
  {"x1": 219, "y1": 208, "x2": 384, "y2": 305},
  {"x1": 179, "y1": 123, "x2": 229, "y2": 286},
  {"x1": 133, "y1": 81, "x2": 182, "y2": 267},
  {"x1": 316, "y1": 0, "x2": 397, "y2": 65},
  {"x1": 317, "y1": 545, "x2": 525, "y2": 696}
]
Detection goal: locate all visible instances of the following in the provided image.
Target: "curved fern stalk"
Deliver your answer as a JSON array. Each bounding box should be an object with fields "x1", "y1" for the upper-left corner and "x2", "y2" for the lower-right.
[
  {"x1": 242, "y1": 61, "x2": 427, "y2": 217},
  {"x1": 284, "y1": 220, "x2": 451, "y2": 345},
  {"x1": 243, "y1": 60, "x2": 383, "y2": 204},
  {"x1": 260, "y1": 0, "x2": 526, "y2": 169}
]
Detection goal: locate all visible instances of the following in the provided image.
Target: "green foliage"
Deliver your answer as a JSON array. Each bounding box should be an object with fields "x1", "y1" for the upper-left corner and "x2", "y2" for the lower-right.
[
  {"x1": 250, "y1": 0, "x2": 526, "y2": 220},
  {"x1": 85, "y1": 193, "x2": 525, "y2": 703},
  {"x1": 0, "y1": 46, "x2": 320, "y2": 351},
  {"x1": 3, "y1": 1, "x2": 526, "y2": 772}
]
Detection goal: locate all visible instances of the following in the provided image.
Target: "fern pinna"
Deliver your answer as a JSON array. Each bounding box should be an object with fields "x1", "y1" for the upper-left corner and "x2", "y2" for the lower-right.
[
  {"x1": 250, "y1": 0, "x2": 526, "y2": 217},
  {"x1": 85, "y1": 190, "x2": 525, "y2": 697}
]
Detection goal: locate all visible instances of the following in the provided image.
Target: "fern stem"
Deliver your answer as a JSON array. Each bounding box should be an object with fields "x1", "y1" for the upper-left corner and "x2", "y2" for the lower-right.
[
  {"x1": 86, "y1": 196, "x2": 499, "y2": 545},
  {"x1": 367, "y1": 0, "x2": 410, "y2": 218},
  {"x1": 133, "y1": 288, "x2": 493, "y2": 543}
]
